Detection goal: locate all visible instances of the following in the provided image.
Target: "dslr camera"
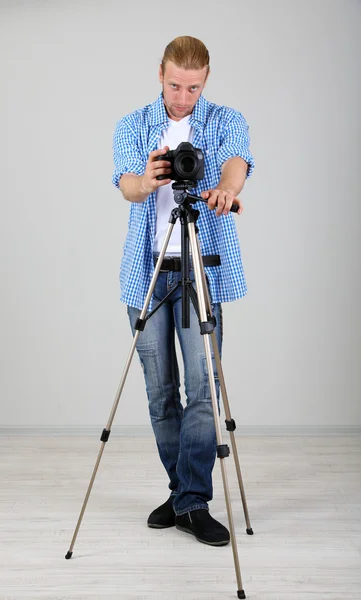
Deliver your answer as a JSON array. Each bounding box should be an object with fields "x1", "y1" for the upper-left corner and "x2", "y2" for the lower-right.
[{"x1": 156, "y1": 142, "x2": 204, "y2": 182}]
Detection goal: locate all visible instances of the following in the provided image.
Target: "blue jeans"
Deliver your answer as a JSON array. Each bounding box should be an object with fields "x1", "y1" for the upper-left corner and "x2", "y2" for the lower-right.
[{"x1": 127, "y1": 268, "x2": 223, "y2": 515}]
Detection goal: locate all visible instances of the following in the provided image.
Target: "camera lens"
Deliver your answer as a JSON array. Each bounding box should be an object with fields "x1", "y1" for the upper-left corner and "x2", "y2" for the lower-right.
[
  {"x1": 180, "y1": 156, "x2": 195, "y2": 173},
  {"x1": 175, "y1": 152, "x2": 197, "y2": 179}
]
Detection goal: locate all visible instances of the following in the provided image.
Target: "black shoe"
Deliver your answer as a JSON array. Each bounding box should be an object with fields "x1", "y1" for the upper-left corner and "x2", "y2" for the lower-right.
[
  {"x1": 175, "y1": 509, "x2": 230, "y2": 546},
  {"x1": 147, "y1": 496, "x2": 176, "y2": 529}
]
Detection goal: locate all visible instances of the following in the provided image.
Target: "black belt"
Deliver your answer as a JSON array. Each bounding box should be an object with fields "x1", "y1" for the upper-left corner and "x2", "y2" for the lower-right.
[{"x1": 154, "y1": 254, "x2": 220, "y2": 272}]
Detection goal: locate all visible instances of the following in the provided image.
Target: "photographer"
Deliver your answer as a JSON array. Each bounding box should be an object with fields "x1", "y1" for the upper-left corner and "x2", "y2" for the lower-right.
[{"x1": 112, "y1": 36, "x2": 254, "y2": 546}]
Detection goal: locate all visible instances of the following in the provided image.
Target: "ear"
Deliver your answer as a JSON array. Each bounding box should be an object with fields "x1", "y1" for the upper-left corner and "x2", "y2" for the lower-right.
[{"x1": 159, "y1": 64, "x2": 164, "y2": 84}]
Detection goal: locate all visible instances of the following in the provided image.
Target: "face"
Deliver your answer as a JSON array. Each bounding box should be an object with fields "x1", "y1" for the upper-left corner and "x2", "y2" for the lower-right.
[{"x1": 159, "y1": 61, "x2": 209, "y2": 121}]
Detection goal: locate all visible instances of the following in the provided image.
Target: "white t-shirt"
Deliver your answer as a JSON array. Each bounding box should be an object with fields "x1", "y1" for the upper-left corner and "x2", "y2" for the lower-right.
[{"x1": 153, "y1": 116, "x2": 194, "y2": 255}]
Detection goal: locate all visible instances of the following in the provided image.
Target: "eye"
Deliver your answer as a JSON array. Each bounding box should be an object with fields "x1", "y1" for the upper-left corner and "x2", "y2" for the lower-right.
[
  {"x1": 171, "y1": 84, "x2": 178, "y2": 90},
  {"x1": 190, "y1": 86, "x2": 198, "y2": 92}
]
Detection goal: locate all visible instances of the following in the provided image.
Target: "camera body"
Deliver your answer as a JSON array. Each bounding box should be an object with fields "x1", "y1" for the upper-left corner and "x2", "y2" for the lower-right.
[{"x1": 156, "y1": 142, "x2": 204, "y2": 182}]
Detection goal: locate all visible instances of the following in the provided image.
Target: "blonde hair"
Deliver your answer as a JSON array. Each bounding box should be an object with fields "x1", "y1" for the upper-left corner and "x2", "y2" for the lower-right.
[{"x1": 161, "y1": 36, "x2": 210, "y2": 73}]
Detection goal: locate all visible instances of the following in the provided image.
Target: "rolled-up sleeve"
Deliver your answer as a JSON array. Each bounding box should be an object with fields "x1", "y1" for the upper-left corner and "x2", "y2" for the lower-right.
[
  {"x1": 112, "y1": 116, "x2": 146, "y2": 188},
  {"x1": 216, "y1": 112, "x2": 255, "y2": 178}
]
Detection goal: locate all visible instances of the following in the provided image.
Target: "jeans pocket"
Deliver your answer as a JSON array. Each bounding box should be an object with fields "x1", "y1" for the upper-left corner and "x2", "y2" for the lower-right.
[{"x1": 137, "y1": 346, "x2": 165, "y2": 418}]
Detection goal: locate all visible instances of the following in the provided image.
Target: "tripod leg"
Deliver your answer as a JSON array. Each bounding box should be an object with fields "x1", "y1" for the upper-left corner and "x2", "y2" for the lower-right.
[
  {"x1": 188, "y1": 223, "x2": 246, "y2": 600},
  {"x1": 212, "y1": 341, "x2": 253, "y2": 535},
  {"x1": 65, "y1": 330, "x2": 141, "y2": 559},
  {"x1": 65, "y1": 221, "x2": 176, "y2": 559},
  {"x1": 193, "y1": 236, "x2": 253, "y2": 535}
]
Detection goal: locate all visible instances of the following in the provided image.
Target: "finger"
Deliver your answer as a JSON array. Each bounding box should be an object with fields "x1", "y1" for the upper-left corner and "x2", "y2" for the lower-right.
[
  {"x1": 215, "y1": 194, "x2": 227, "y2": 216},
  {"x1": 201, "y1": 191, "x2": 210, "y2": 199},
  {"x1": 150, "y1": 167, "x2": 171, "y2": 179},
  {"x1": 223, "y1": 195, "x2": 235, "y2": 216},
  {"x1": 152, "y1": 166, "x2": 172, "y2": 177},
  {"x1": 152, "y1": 170, "x2": 172, "y2": 181},
  {"x1": 149, "y1": 146, "x2": 170, "y2": 159},
  {"x1": 229, "y1": 198, "x2": 243, "y2": 215},
  {"x1": 237, "y1": 202, "x2": 244, "y2": 215},
  {"x1": 151, "y1": 162, "x2": 172, "y2": 172},
  {"x1": 151, "y1": 160, "x2": 171, "y2": 169},
  {"x1": 207, "y1": 191, "x2": 218, "y2": 210},
  {"x1": 155, "y1": 178, "x2": 172, "y2": 187}
]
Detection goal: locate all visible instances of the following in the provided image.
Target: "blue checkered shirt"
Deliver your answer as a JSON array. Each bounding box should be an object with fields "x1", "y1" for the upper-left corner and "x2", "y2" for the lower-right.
[{"x1": 112, "y1": 93, "x2": 255, "y2": 310}]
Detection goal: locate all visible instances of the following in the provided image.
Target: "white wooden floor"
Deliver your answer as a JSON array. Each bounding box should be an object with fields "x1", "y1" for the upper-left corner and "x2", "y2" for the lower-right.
[{"x1": 0, "y1": 435, "x2": 360, "y2": 600}]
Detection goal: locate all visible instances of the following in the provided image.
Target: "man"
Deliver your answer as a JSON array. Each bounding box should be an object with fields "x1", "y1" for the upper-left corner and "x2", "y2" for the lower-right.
[{"x1": 112, "y1": 36, "x2": 254, "y2": 546}]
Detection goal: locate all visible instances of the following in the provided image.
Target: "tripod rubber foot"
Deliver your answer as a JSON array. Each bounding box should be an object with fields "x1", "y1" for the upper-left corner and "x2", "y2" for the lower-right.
[
  {"x1": 65, "y1": 551, "x2": 73, "y2": 559},
  {"x1": 246, "y1": 528, "x2": 254, "y2": 535},
  {"x1": 237, "y1": 590, "x2": 246, "y2": 599}
]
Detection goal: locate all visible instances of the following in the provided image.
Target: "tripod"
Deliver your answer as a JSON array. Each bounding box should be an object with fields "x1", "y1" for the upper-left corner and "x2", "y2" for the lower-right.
[{"x1": 65, "y1": 181, "x2": 254, "y2": 599}]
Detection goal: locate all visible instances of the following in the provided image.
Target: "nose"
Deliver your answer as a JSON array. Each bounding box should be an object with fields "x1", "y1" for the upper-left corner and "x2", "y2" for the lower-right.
[{"x1": 178, "y1": 89, "x2": 187, "y2": 105}]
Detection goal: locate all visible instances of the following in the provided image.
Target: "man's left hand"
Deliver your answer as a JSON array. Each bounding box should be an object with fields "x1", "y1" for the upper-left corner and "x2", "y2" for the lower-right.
[{"x1": 200, "y1": 189, "x2": 244, "y2": 216}]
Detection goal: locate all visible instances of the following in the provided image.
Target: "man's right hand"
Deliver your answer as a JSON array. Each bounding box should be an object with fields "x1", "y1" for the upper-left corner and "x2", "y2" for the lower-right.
[{"x1": 140, "y1": 147, "x2": 172, "y2": 195}]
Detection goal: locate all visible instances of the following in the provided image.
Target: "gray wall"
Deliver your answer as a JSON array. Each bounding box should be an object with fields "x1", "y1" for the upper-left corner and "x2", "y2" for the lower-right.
[{"x1": 1, "y1": 0, "x2": 360, "y2": 433}]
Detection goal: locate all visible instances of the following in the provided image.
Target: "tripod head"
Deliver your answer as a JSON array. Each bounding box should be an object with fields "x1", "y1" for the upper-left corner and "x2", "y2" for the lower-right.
[
  {"x1": 172, "y1": 180, "x2": 198, "y2": 207},
  {"x1": 171, "y1": 180, "x2": 239, "y2": 213}
]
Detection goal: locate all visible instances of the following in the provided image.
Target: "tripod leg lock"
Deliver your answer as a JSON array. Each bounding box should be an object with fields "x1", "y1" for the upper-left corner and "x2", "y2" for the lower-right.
[
  {"x1": 200, "y1": 321, "x2": 215, "y2": 335},
  {"x1": 217, "y1": 444, "x2": 230, "y2": 458},
  {"x1": 100, "y1": 428, "x2": 111, "y2": 443},
  {"x1": 135, "y1": 318, "x2": 146, "y2": 331},
  {"x1": 225, "y1": 418, "x2": 236, "y2": 432}
]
